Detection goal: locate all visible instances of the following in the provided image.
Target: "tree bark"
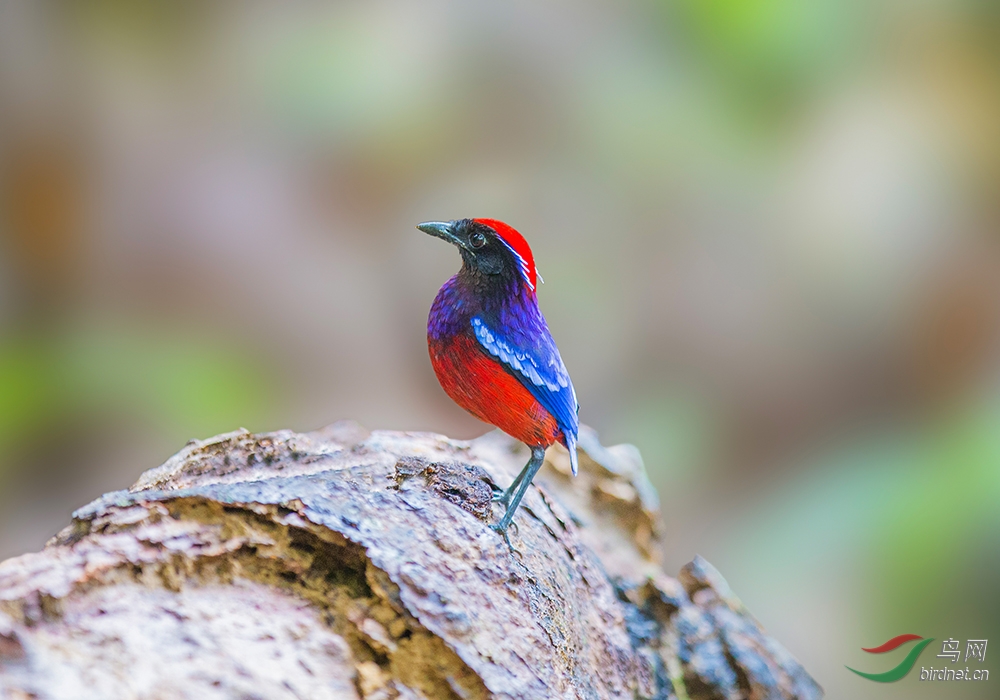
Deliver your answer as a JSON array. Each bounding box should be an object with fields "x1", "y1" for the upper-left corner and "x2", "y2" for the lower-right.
[{"x1": 0, "y1": 422, "x2": 822, "y2": 700}]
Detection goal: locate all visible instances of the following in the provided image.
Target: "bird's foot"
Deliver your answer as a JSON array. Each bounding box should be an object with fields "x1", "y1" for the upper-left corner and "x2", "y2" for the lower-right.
[
  {"x1": 491, "y1": 484, "x2": 512, "y2": 506},
  {"x1": 489, "y1": 521, "x2": 520, "y2": 554}
]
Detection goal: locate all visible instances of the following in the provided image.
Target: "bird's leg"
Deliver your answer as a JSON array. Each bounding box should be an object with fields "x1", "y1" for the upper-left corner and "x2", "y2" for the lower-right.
[
  {"x1": 492, "y1": 454, "x2": 530, "y2": 505},
  {"x1": 490, "y1": 446, "x2": 546, "y2": 539}
]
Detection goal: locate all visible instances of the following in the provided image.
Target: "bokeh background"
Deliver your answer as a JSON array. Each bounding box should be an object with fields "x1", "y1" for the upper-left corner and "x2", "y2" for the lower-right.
[{"x1": 1, "y1": 1, "x2": 998, "y2": 697}]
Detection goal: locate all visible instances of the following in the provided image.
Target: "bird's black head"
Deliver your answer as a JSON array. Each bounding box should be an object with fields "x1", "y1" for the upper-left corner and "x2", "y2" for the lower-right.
[{"x1": 417, "y1": 218, "x2": 538, "y2": 292}]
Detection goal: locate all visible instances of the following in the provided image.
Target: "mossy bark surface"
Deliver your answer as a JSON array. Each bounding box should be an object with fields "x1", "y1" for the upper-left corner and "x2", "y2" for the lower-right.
[{"x1": 0, "y1": 422, "x2": 822, "y2": 700}]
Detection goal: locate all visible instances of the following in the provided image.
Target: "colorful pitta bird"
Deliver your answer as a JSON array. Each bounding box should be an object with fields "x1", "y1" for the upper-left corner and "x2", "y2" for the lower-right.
[{"x1": 418, "y1": 218, "x2": 579, "y2": 543}]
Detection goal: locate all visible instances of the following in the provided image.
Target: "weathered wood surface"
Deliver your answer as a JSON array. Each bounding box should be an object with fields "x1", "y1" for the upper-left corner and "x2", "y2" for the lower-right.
[{"x1": 0, "y1": 422, "x2": 822, "y2": 700}]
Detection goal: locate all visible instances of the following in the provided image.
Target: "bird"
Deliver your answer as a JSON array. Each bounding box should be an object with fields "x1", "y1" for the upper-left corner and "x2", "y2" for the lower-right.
[{"x1": 418, "y1": 218, "x2": 579, "y2": 544}]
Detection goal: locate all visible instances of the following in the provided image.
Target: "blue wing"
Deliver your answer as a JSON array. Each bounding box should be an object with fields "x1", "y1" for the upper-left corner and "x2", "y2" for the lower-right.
[{"x1": 470, "y1": 315, "x2": 580, "y2": 474}]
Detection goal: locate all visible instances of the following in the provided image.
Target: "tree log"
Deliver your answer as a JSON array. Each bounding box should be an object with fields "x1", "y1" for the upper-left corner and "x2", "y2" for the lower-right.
[{"x1": 0, "y1": 422, "x2": 822, "y2": 700}]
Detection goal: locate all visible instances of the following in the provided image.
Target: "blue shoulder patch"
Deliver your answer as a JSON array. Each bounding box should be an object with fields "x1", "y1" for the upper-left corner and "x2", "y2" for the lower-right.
[{"x1": 471, "y1": 316, "x2": 579, "y2": 472}]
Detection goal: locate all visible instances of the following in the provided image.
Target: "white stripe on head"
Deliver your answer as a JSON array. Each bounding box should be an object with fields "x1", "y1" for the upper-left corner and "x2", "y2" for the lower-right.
[{"x1": 495, "y1": 238, "x2": 535, "y2": 291}]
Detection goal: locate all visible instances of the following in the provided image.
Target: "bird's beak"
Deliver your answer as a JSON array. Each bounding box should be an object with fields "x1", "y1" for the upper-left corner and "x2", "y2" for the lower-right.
[{"x1": 417, "y1": 221, "x2": 466, "y2": 249}]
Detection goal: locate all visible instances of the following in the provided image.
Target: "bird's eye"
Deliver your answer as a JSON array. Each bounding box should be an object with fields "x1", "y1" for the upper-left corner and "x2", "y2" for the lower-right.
[{"x1": 469, "y1": 232, "x2": 486, "y2": 249}]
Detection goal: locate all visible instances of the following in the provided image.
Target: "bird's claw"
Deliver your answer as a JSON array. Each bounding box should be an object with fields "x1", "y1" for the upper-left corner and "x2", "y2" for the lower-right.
[
  {"x1": 489, "y1": 522, "x2": 521, "y2": 554},
  {"x1": 491, "y1": 484, "x2": 512, "y2": 506}
]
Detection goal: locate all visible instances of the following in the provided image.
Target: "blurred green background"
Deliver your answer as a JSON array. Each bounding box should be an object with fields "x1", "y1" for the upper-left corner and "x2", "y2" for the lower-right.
[{"x1": 1, "y1": 1, "x2": 998, "y2": 697}]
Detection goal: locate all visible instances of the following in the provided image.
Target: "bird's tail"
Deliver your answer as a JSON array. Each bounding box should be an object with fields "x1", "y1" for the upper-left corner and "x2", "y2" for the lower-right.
[{"x1": 565, "y1": 432, "x2": 578, "y2": 476}]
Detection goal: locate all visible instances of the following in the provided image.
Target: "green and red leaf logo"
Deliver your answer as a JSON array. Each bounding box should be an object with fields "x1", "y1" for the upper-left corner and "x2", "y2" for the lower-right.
[{"x1": 847, "y1": 634, "x2": 935, "y2": 682}]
